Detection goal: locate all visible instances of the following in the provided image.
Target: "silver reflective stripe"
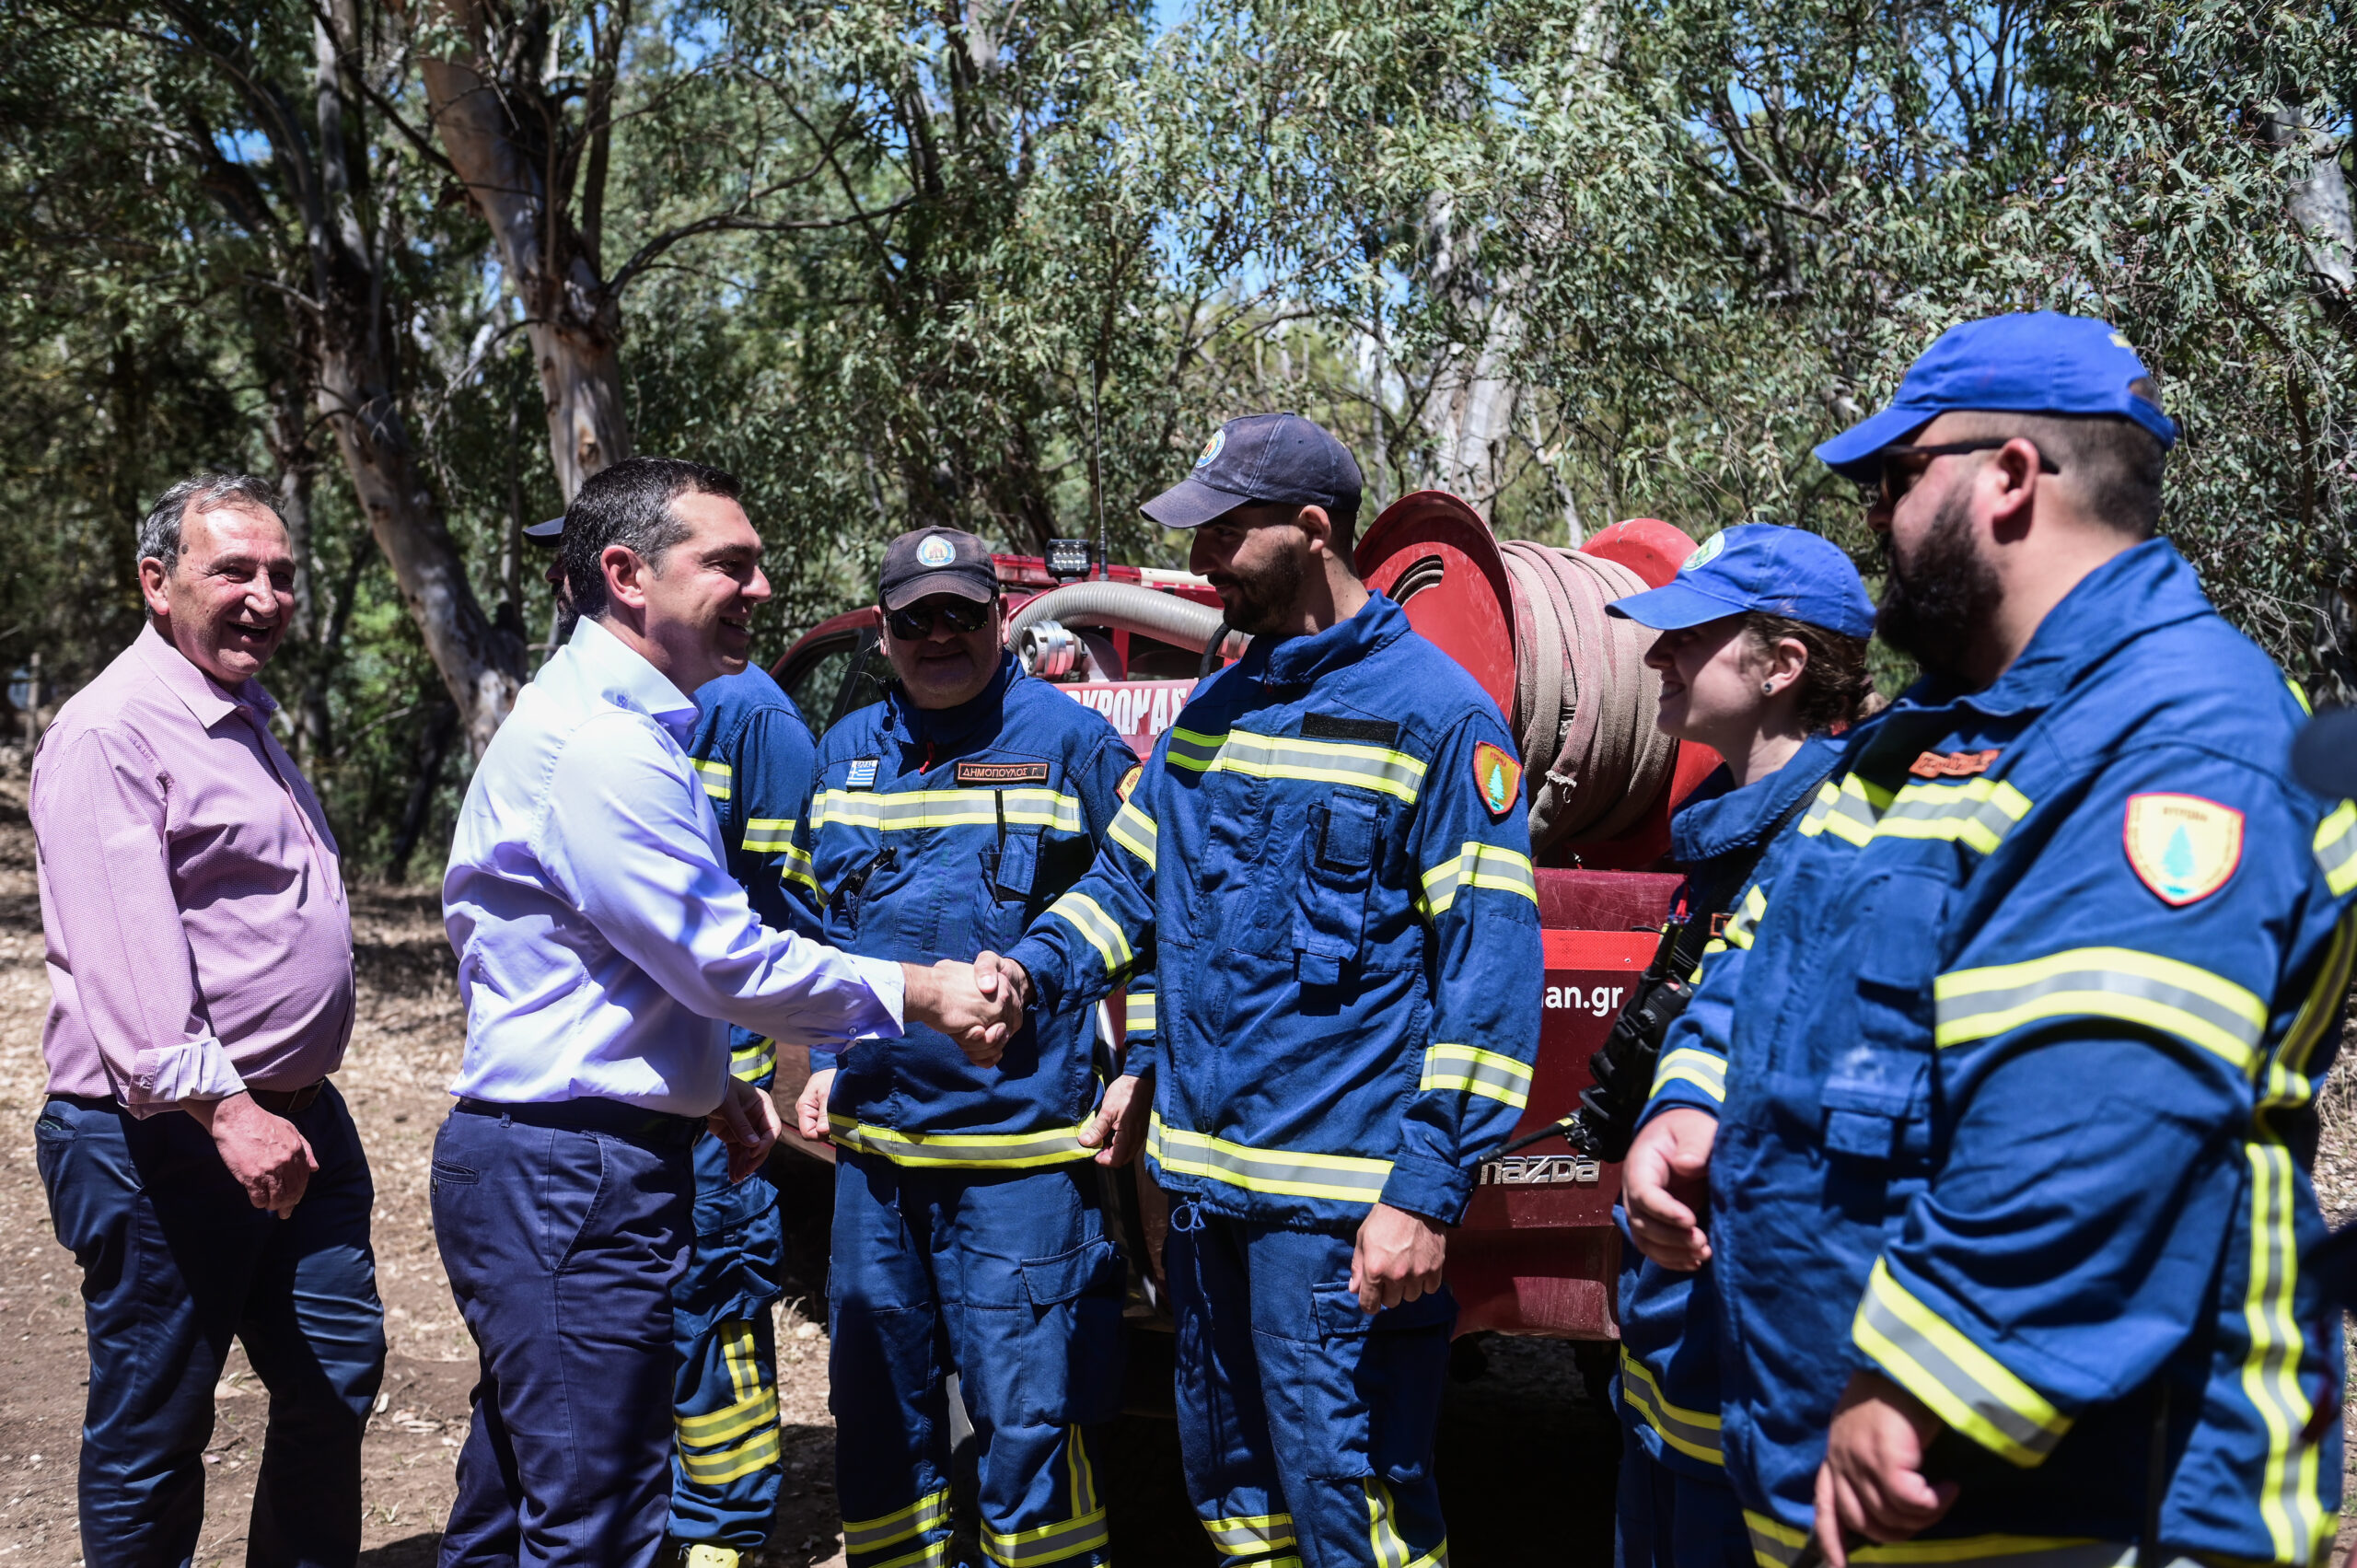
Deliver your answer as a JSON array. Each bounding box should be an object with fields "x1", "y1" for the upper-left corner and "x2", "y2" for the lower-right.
[
  {"x1": 830, "y1": 1116, "x2": 1092, "y2": 1169},
  {"x1": 844, "y1": 1489, "x2": 950, "y2": 1552},
  {"x1": 1148, "y1": 1115, "x2": 1394, "y2": 1204},
  {"x1": 1618, "y1": 1351, "x2": 1722, "y2": 1463},
  {"x1": 1202, "y1": 1513, "x2": 1296, "y2": 1553},
  {"x1": 1742, "y1": 1516, "x2": 2133, "y2": 1568},
  {"x1": 1933, "y1": 952, "x2": 2265, "y2": 1070},
  {"x1": 1852, "y1": 1277, "x2": 2065, "y2": 1462},
  {"x1": 1875, "y1": 778, "x2": 2031, "y2": 852},
  {"x1": 2316, "y1": 802, "x2": 2357, "y2": 896},
  {"x1": 981, "y1": 1506, "x2": 1109, "y2": 1565}
]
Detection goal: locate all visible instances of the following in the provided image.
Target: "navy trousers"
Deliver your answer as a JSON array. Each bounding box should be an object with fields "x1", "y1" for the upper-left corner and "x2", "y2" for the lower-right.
[
  {"x1": 1167, "y1": 1205, "x2": 1454, "y2": 1568},
  {"x1": 33, "y1": 1086, "x2": 386, "y2": 1568},
  {"x1": 829, "y1": 1154, "x2": 1123, "y2": 1568},
  {"x1": 1612, "y1": 1424, "x2": 1753, "y2": 1568},
  {"x1": 668, "y1": 1123, "x2": 787, "y2": 1548},
  {"x1": 431, "y1": 1101, "x2": 695, "y2": 1568}
]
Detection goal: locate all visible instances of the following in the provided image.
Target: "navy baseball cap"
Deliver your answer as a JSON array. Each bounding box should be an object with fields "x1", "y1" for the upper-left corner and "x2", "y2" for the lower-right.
[
  {"x1": 1814, "y1": 312, "x2": 2177, "y2": 483},
  {"x1": 1606, "y1": 524, "x2": 1876, "y2": 640},
  {"x1": 524, "y1": 516, "x2": 565, "y2": 545},
  {"x1": 1143, "y1": 412, "x2": 1364, "y2": 530},
  {"x1": 878, "y1": 527, "x2": 997, "y2": 611}
]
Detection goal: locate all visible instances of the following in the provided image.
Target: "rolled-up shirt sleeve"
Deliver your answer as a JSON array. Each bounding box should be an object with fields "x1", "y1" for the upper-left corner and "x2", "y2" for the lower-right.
[
  {"x1": 540, "y1": 714, "x2": 905, "y2": 1050},
  {"x1": 33, "y1": 726, "x2": 245, "y2": 1112}
]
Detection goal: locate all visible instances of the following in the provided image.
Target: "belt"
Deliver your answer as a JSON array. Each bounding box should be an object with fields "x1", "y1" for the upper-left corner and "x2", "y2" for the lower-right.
[
  {"x1": 248, "y1": 1081, "x2": 327, "y2": 1116},
  {"x1": 455, "y1": 1097, "x2": 702, "y2": 1147}
]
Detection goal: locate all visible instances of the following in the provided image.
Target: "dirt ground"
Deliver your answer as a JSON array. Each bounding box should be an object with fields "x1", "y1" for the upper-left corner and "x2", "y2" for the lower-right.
[{"x1": 0, "y1": 780, "x2": 1628, "y2": 1566}]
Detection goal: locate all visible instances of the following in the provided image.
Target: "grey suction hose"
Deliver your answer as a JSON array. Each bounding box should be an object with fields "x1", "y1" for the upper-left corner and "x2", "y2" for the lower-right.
[{"x1": 1006, "y1": 581, "x2": 1252, "y2": 663}]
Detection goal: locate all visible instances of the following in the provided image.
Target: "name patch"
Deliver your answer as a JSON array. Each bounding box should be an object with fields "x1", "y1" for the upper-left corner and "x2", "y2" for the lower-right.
[
  {"x1": 1300, "y1": 713, "x2": 1400, "y2": 745},
  {"x1": 2125, "y1": 793, "x2": 2244, "y2": 906},
  {"x1": 955, "y1": 761, "x2": 1051, "y2": 785},
  {"x1": 1910, "y1": 749, "x2": 2001, "y2": 779},
  {"x1": 846, "y1": 759, "x2": 879, "y2": 790}
]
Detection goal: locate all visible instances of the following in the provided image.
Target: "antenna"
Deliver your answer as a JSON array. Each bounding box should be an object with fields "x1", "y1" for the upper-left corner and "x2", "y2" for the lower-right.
[{"x1": 1089, "y1": 353, "x2": 1108, "y2": 581}]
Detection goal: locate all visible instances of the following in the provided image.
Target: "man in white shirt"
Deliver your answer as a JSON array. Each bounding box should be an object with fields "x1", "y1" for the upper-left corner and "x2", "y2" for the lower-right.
[{"x1": 434, "y1": 457, "x2": 1018, "y2": 1568}]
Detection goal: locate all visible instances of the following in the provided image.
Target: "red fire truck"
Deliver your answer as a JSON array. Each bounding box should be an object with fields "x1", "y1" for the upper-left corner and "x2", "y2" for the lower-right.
[{"x1": 771, "y1": 491, "x2": 1717, "y2": 1391}]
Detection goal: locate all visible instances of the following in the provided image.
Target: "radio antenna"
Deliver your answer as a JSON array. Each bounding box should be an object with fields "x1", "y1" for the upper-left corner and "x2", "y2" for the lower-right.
[{"x1": 1090, "y1": 351, "x2": 1108, "y2": 581}]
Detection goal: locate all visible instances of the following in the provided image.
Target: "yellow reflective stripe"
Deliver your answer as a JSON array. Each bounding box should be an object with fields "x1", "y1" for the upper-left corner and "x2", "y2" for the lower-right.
[
  {"x1": 1852, "y1": 1259, "x2": 2068, "y2": 1468},
  {"x1": 1148, "y1": 1113, "x2": 1393, "y2": 1204},
  {"x1": 1204, "y1": 1511, "x2": 1297, "y2": 1553},
  {"x1": 742, "y1": 816, "x2": 797, "y2": 853},
  {"x1": 2314, "y1": 801, "x2": 2357, "y2": 897},
  {"x1": 691, "y1": 758, "x2": 734, "y2": 800},
  {"x1": 783, "y1": 845, "x2": 820, "y2": 896},
  {"x1": 2287, "y1": 674, "x2": 2314, "y2": 714},
  {"x1": 1873, "y1": 777, "x2": 2033, "y2": 854},
  {"x1": 1067, "y1": 1425, "x2": 1098, "y2": 1522},
  {"x1": 1742, "y1": 1511, "x2": 2121, "y2": 1568},
  {"x1": 2241, "y1": 1139, "x2": 2327, "y2": 1561},
  {"x1": 1419, "y1": 841, "x2": 1538, "y2": 917},
  {"x1": 1618, "y1": 1348, "x2": 1723, "y2": 1464},
  {"x1": 1796, "y1": 773, "x2": 1888, "y2": 846},
  {"x1": 1363, "y1": 1477, "x2": 1446, "y2": 1568},
  {"x1": 1723, "y1": 884, "x2": 1768, "y2": 951},
  {"x1": 1109, "y1": 799, "x2": 1157, "y2": 869},
  {"x1": 1166, "y1": 726, "x2": 1428, "y2": 804},
  {"x1": 1125, "y1": 992, "x2": 1156, "y2": 1035},
  {"x1": 677, "y1": 1423, "x2": 780, "y2": 1485},
  {"x1": 1046, "y1": 890, "x2": 1133, "y2": 975},
  {"x1": 811, "y1": 787, "x2": 1086, "y2": 833},
  {"x1": 1418, "y1": 1043, "x2": 1532, "y2": 1109},
  {"x1": 860, "y1": 1540, "x2": 950, "y2": 1568},
  {"x1": 2260, "y1": 913, "x2": 2357, "y2": 1116},
  {"x1": 731, "y1": 1038, "x2": 776, "y2": 1083},
  {"x1": 829, "y1": 1115, "x2": 1094, "y2": 1169},
  {"x1": 1651, "y1": 1047, "x2": 1726, "y2": 1104},
  {"x1": 981, "y1": 1506, "x2": 1109, "y2": 1565},
  {"x1": 676, "y1": 1386, "x2": 777, "y2": 1446},
  {"x1": 1933, "y1": 947, "x2": 2268, "y2": 1071},
  {"x1": 721, "y1": 1317, "x2": 761, "y2": 1403},
  {"x1": 843, "y1": 1488, "x2": 951, "y2": 1552}
]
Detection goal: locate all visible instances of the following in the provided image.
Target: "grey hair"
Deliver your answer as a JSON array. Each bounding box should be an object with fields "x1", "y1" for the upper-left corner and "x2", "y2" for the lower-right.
[{"x1": 137, "y1": 472, "x2": 284, "y2": 573}]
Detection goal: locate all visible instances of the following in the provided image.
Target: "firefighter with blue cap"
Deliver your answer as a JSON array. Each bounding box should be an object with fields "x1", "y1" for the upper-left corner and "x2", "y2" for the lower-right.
[
  {"x1": 789, "y1": 527, "x2": 1138, "y2": 1568},
  {"x1": 1592, "y1": 525, "x2": 1878, "y2": 1568},
  {"x1": 1620, "y1": 312, "x2": 2356, "y2": 1568},
  {"x1": 981, "y1": 412, "x2": 1544, "y2": 1568}
]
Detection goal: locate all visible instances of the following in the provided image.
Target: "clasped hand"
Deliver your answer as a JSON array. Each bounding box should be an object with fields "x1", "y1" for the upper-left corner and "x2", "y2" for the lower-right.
[{"x1": 902, "y1": 954, "x2": 1029, "y2": 1066}]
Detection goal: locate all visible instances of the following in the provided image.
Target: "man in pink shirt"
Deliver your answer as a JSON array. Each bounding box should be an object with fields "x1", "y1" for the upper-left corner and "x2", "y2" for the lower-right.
[{"x1": 31, "y1": 472, "x2": 384, "y2": 1568}]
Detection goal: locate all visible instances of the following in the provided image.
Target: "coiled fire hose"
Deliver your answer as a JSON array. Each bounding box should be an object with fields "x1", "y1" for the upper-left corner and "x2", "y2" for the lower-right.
[{"x1": 1005, "y1": 581, "x2": 1253, "y2": 671}]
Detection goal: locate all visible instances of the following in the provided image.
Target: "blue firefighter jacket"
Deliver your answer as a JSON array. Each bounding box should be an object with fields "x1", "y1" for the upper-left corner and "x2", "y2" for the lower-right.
[
  {"x1": 1616, "y1": 730, "x2": 1850, "y2": 1481},
  {"x1": 686, "y1": 666, "x2": 822, "y2": 1233},
  {"x1": 803, "y1": 655, "x2": 1138, "y2": 1167},
  {"x1": 1004, "y1": 591, "x2": 1544, "y2": 1230},
  {"x1": 1669, "y1": 540, "x2": 2354, "y2": 1566}
]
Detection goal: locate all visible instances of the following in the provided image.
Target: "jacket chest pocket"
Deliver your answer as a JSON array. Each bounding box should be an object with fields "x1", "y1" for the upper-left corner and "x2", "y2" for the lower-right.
[
  {"x1": 981, "y1": 826, "x2": 1043, "y2": 947},
  {"x1": 1292, "y1": 791, "x2": 1382, "y2": 986},
  {"x1": 1821, "y1": 868, "x2": 1947, "y2": 1164}
]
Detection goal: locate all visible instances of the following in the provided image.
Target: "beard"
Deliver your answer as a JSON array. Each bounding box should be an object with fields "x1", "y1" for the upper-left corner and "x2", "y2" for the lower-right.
[
  {"x1": 1876, "y1": 488, "x2": 2002, "y2": 682},
  {"x1": 1217, "y1": 544, "x2": 1306, "y2": 638}
]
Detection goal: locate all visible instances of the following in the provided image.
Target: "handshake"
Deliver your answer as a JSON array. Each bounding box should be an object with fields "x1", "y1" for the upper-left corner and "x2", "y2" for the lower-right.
[{"x1": 904, "y1": 951, "x2": 1035, "y2": 1065}]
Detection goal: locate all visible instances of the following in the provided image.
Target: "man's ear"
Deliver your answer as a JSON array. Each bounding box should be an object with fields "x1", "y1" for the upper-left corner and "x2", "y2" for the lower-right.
[
  {"x1": 1986, "y1": 437, "x2": 2042, "y2": 541},
  {"x1": 1295, "y1": 504, "x2": 1336, "y2": 559},
  {"x1": 602, "y1": 544, "x2": 650, "y2": 611},
  {"x1": 138, "y1": 558, "x2": 172, "y2": 618}
]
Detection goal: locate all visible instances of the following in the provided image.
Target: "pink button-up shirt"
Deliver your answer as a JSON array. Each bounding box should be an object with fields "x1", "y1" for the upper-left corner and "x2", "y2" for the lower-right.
[{"x1": 31, "y1": 623, "x2": 354, "y2": 1110}]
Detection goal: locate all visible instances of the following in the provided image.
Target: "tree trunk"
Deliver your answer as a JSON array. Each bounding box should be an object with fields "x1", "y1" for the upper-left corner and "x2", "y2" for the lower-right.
[{"x1": 420, "y1": 5, "x2": 632, "y2": 502}]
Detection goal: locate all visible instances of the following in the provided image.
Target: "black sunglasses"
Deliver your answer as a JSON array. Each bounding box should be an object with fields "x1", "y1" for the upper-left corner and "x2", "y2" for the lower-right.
[
  {"x1": 1877, "y1": 438, "x2": 2060, "y2": 505},
  {"x1": 885, "y1": 598, "x2": 993, "y2": 640}
]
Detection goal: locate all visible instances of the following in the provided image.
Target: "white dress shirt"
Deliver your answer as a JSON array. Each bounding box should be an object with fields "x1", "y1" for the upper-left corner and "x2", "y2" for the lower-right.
[{"x1": 443, "y1": 617, "x2": 905, "y2": 1115}]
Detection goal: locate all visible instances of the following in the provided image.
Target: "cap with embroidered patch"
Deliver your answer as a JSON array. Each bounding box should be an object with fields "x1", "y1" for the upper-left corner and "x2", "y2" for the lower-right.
[
  {"x1": 1604, "y1": 524, "x2": 1875, "y2": 640},
  {"x1": 1814, "y1": 312, "x2": 2177, "y2": 483},
  {"x1": 878, "y1": 528, "x2": 996, "y2": 611},
  {"x1": 1142, "y1": 412, "x2": 1364, "y2": 530}
]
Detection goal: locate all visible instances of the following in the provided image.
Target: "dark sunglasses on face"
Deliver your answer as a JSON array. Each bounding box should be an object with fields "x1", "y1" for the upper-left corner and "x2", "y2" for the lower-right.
[
  {"x1": 1877, "y1": 438, "x2": 2061, "y2": 508},
  {"x1": 885, "y1": 598, "x2": 993, "y2": 640}
]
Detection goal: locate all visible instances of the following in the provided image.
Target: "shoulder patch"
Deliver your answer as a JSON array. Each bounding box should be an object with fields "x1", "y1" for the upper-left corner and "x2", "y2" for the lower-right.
[
  {"x1": 1117, "y1": 763, "x2": 1143, "y2": 803},
  {"x1": 1473, "y1": 741, "x2": 1522, "y2": 819},
  {"x1": 1910, "y1": 749, "x2": 2000, "y2": 779},
  {"x1": 846, "y1": 758, "x2": 879, "y2": 790},
  {"x1": 955, "y1": 760, "x2": 1051, "y2": 785},
  {"x1": 2124, "y1": 793, "x2": 2244, "y2": 906}
]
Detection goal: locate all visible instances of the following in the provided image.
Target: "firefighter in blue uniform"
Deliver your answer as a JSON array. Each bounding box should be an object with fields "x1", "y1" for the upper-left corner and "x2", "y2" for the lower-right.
[
  {"x1": 1598, "y1": 526, "x2": 1876, "y2": 1568},
  {"x1": 989, "y1": 413, "x2": 1545, "y2": 1568},
  {"x1": 790, "y1": 528, "x2": 1137, "y2": 1568},
  {"x1": 1621, "y1": 314, "x2": 2356, "y2": 1568}
]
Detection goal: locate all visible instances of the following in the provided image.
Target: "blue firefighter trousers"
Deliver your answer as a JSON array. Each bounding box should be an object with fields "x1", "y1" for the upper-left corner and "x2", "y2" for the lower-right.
[
  {"x1": 1612, "y1": 1426, "x2": 1752, "y2": 1568},
  {"x1": 668, "y1": 1125, "x2": 788, "y2": 1547},
  {"x1": 829, "y1": 1153, "x2": 1123, "y2": 1568},
  {"x1": 432, "y1": 1100, "x2": 696, "y2": 1568},
  {"x1": 33, "y1": 1086, "x2": 386, "y2": 1568},
  {"x1": 1166, "y1": 1204, "x2": 1455, "y2": 1568}
]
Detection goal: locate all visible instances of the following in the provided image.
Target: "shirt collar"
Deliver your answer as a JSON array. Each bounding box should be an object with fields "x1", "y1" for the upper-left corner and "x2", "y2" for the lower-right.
[
  {"x1": 1252, "y1": 590, "x2": 1410, "y2": 688},
  {"x1": 1670, "y1": 730, "x2": 1849, "y2": 864},
  {"x1": 133, "y1": 621, "x2": 279, "y2": 729},
  {"x1": 567, "y1": 617, "x2": 701, "y2": 740}
]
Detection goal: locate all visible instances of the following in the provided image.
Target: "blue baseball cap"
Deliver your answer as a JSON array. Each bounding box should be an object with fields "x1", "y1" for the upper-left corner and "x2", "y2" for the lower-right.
[
  {"x1": 1605, "y1": 524, "x2": 1876, "y2": 639},
  {"x1": 1814, "y1": 312, "x2": 2177, "y2": 483},
  {"x1": 1143, "y1": 412, "x2": 1364, "y2": 529}
]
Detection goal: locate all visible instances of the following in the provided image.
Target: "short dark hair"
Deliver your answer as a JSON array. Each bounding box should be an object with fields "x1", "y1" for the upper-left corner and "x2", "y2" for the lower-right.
[
  {"x1": 1954, "y1": 378, "x2": 2167, "y2": 537},
  {"x1": 138, "y1": 472, "x2": 282, "y2": 574},
  {"x1": 1740, "y1": 612, "x2": 1874, "y2": 733},
  {"x1": 563, "y1": 458, "x2": 742, "y2": 619}
]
